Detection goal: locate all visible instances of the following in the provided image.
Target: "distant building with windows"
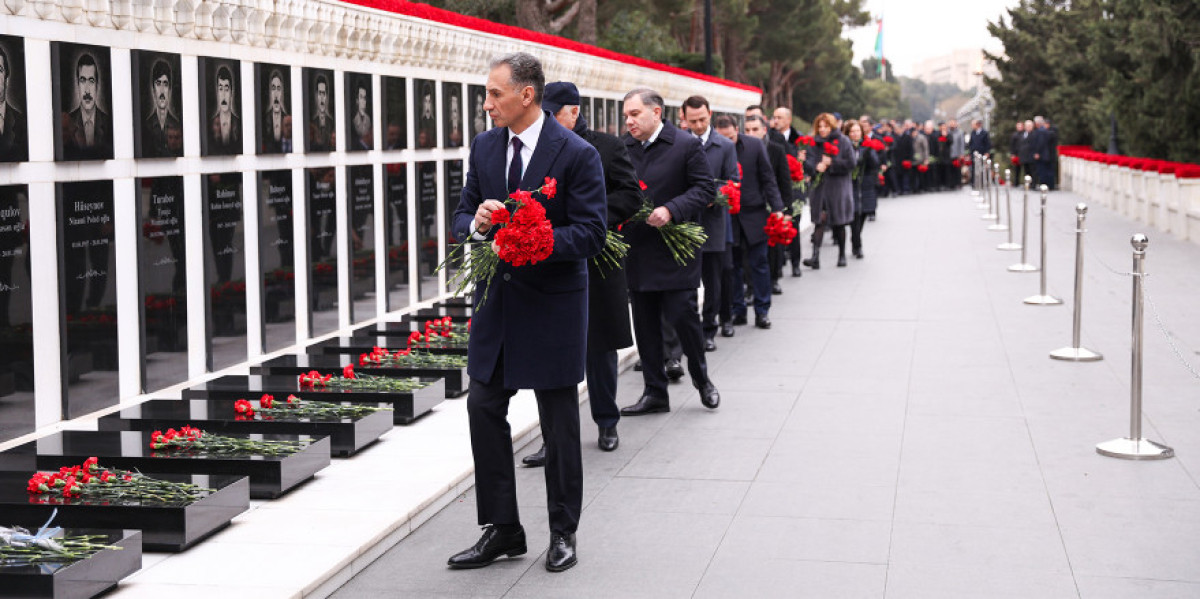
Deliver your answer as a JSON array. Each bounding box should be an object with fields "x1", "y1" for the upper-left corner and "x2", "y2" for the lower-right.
[{"x1": 912, "y1": 48, "x2": 1000, "y2": 90}]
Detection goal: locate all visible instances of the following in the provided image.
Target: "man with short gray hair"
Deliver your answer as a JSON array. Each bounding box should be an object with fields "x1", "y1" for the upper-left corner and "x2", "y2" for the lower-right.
[{"x1": 447, "y1": 52, "x2": 606, "y2": 573}]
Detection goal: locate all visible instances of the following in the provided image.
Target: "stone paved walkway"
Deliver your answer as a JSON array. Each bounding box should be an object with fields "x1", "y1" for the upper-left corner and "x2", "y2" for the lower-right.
[{"x1": 331, "y1": 186, "x2": 1200, "y2": 599}]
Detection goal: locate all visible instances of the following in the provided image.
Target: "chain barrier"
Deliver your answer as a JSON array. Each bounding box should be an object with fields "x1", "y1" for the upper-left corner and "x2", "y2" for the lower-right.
[{"x1": 1142, "y1": 279, "x2": 1200, "y2": 381}]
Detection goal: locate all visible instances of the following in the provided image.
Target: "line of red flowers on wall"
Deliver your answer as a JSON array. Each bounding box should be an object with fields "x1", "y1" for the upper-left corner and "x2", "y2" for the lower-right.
[
  {"x1": 1059, "y1": 146, "x2": 1200, "y2": 179},
  {"x1": 340, "y1": 0, "x2": 762, "y2": 95}
]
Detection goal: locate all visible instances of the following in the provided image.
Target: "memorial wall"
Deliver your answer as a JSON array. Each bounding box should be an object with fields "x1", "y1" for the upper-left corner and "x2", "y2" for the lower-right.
[{"x1": 0, "y1": 0, "x2": 760, "y2": 445}]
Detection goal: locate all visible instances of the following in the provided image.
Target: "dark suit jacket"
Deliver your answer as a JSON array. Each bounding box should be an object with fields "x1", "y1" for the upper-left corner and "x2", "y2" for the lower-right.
[
  {"x1": 622, "y1": 120, "x2": 715, "y2": 292},
  {"x1": 781, "y1": 127, "x2": 802, "y2": 158},
  {"x1": 0, "y1": 104, "x2": 27, "y2": 162},
  {"x1": 1009, "y1": 130, "x2": 1023, "y2": 157},
  {"x1": 1018, "y1": 131, "x2": 1036, "y2": 165},
  {"x1": 894, "y1": 129, "x2": 914, "y2": 162},
  {"x1": 967, "y1": 128, "x2": 991, "y2": 156},
  {"x1": 578, "y1": 122, "x2": 641, "y2": 352},
  {"x1": 699, "y1": 129, "x2": 737, "y2": 253},
  {"x1": 766, "y1": 138, "x2": 793, "y2": 208},
  {"x1": 451, "y1": 111, "x2": 606, "y2": 389},
  {"x1": 64, "y1": 106, "x2": 112, "y2": 160},
  {"x1": 731, "y1": 134, "x2": 784, "y2": 246}
]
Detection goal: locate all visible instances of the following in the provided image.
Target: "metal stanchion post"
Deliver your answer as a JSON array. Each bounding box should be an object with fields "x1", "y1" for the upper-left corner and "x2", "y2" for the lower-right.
[
  {"x1": 1025, "y1": 185, "x2": 1062, "y2": 304},
  {"x1": 1096, "y1": 234, "x2": 1174, "y2": 460},
  {"x1": 987, "y1": 166, "x2": 1008, "y2": 231},
  {"x1": 1050, "y1": 204, "x2": 1103, "y2": 361},
  {"x1": 983, "y1": 163, "x2": 1000, "y2": 220},
  {"x1": 977, "y1": 159, "x2": 991, "y2": 209},
  {"x1": 970, "y1": 152, "x2": 981, "y2": 197},
  {"x1": 1008, "y1": 176, "x2": 1037, "y2": 271},
  {"x1": 998, "y1": 168, "x2": 1020, "y2": 250}
]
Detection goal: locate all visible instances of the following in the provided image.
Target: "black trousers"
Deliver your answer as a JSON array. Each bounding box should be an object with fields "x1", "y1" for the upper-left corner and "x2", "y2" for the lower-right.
[
  {"x1": 585, "y1": 348, "x2": 619, "y2": 429},
  {"x1": 631, "y1": 288, "x2": 709, "y2": 399},
  {"x1": 850, "y1": 212, "x2": 868, "y2": 252},
  {"x1": 700, "y1": 250, "x2": 726, "y2": 339},
  {"x1": 467, "y1": 358, "x2": 582, "y2": 535}
]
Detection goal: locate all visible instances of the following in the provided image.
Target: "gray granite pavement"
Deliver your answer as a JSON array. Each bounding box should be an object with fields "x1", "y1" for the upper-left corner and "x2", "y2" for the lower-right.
[{"x1": 331, "y1": 186, "x2": 1200, "y2": 598}]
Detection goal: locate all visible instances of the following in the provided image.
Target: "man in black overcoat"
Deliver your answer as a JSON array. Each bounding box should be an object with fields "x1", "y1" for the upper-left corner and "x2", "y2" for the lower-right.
[
  {"x1": 718, "y1": 115, "x2": 784, "y2": 329},
  {"x1": 751, "y1": 115, "x2": 794, "y2": 294},
  {"x1": 521, "y1": 81, "x2": 642, "y2": 466},
  {"x1": 893, "y1": 122, "x2": 915, "y2": 195},
  {"x1": 619, "y1": 87, "x2": 720, "y2": 415},
  {"x1": 966, "y1": 119, "x2": 991, "y2": 188},
  {"x1": 447, "y1": 53, "x2": 607, "y2": 573},
  {"x1": 681, "y1": 95, "x2": 737, "y2": 349}
]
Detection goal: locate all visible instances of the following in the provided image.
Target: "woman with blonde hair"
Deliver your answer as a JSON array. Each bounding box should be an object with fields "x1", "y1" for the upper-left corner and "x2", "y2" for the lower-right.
[{"x1": 801, "y1": 112, "x2": 857, "y2": 268}]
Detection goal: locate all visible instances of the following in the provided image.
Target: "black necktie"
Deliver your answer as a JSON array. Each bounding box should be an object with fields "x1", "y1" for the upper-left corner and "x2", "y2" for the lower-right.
[{"x1": 508, "y1": 137, "x2": 523, "y2": 194}]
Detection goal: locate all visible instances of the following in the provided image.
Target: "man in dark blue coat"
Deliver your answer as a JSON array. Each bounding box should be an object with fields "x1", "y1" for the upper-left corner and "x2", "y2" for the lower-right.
[
  {"x1": 681, "y1": 95, "x2": 737, "y2": 349},
  {"x1": 718, "y1": 115, "x2": 784, "y2": 328},
  {"x1": 447, "y1": 53, "x2": 606, "y2": 574},
  {"x1": 966, "y1": 119, "x2": 991, "y2": 189},
  {"x1": 619, "y1": 87, "x2": 720, "y2": 415}
]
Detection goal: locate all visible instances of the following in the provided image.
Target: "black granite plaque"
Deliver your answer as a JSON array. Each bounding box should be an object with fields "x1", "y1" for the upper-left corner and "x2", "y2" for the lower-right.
[
  {"x1": 58, "y1": 181, "x2": 117, "y2": 419},
  {"x1": 381, "y1": 76, "x2": 407, "y2": 150},
  {"x1": 255, "y1": 62, "x2": 292, "y2": 154},
  {"x1": 181, "y1": 374, "x2": 443, "y2": 426},
  {"x1": 258, "y1": 170, "x2": 296, "y2": 352},
  {"x1": 101, "y1": 397, "x2": 393, "y2": 456},
  {"x1": 580, "y1": 96, "x2": 591, "y2": 130},
  {"x1": 0, "y1": 185, "x2": 32, "y2": 443},
  {"x1": 202, "y1": 172, "x2": 246, "y2": 371},
  {"x1": 443, "y1": 81, "x2": 462, "y2": 148},
  {"x1": 468, "y1": 84, "x2": 487, "y2": 145},
  {"x1": 0, "y1": 430, "x2": 330, "y2": 499},
  {"x1": 593, "y1": 98, "x2": 606, "y2": 135},
  {"x1": 606, "y1": 99, "x2": 618, "y2": 135},
  {"x1": 0, "y1": 528, "x2": 141, "y2": 599},
  {"x1": 443, "y1": 159, "x2": 464, "y2": 281},
  {"x1": 416, "y1": 161, "x2": 438, "y2": 300},
  {"x1": 137, "y1": 177, "x2": 187, "y2": 393},
  {"x1": 197, "y1": 56, "x2": 242, "y2": 156},
  {"x1": 306, "y1": 167, "x2": 339, "y2": 335},
  {"x1": 0, "y1": 36, "x2": 29, "y2": 163},
  {"x1": 347, "y1": 165, "x2": 375, "y2": 324},
  {"x1": 317, "y1": 335, "x2": 467, "y2": 358},
  {"x1": 303, "y1": 67, "x2": 335, "y2": 153},
  {"x1": 0, "y1": 471, "x2": 248, "y2": 551},
  {"x1": 345, "y1": 71, "x2": 373, "y2": 152},
  {"x1": 132, "y1": 50, "x2": 184, "y2": 159},
  {"x1": 253, "y1": 352, "x2": 466, "y2": 398},
  {"x1": 52, "y1": 42, "x2": 113, "y2": 162},
  {"x1": 414, "y1": 78, "x2": 436, "y2": 149},
  {"x1": 384, "y1": 163, "x2": 410, "y2": 311}
]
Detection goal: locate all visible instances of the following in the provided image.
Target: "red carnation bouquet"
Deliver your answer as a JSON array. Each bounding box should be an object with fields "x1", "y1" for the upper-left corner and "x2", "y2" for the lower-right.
[
  {"x1": 917, "y1": 164, "x2": 929, "y2": 173},
  {"x1": 716, "y1": 179, "x2": 742, "y2": 214},
  {"x1": 951, "y1": 158, "x2": 961, "y2": 168},
  {"x1": 440, "y1": 178, "x2": 557, "y2": 305},
  {"x1": 764, "y1": 212, "x2": 798, "y2": 247},
  {"x1": 902, "y1": 160, "x2": 913, "y2": 169},
  {"x1": 883, "y1": 135, "x2": 895, "y2": 144},
  {"x1": 1011, "y1": 155, "x2": 1020, "y2": 166},
  {"x1": 862, "y1": 138, "x2": 886, "y2": 152},
  {"x1": 795, "y1": 135, "x2": 817, "y2": 147},
  {"x1": 938, "y1": 135, "x2": 948, "y2": 143},
  {"x1": 786, "y1": 153, "x2": 806, "y2": 190},
  {"x1": 810, "y1": 139, "x2": 840, "y2": 191}
]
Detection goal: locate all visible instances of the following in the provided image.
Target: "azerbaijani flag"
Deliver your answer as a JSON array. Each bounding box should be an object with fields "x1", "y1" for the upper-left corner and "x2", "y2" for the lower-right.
[{"x1": 873, "y1": 18, "x2": 885, "y2": 78}]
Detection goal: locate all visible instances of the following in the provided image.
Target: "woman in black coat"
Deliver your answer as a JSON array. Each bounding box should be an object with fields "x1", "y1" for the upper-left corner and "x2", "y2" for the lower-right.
[
  {"x1": 844, "y1": 120, "x2": 879, "y2": 260},
  {"x1": 801, "y1": 112, "x2": 857, "y2": 268}
]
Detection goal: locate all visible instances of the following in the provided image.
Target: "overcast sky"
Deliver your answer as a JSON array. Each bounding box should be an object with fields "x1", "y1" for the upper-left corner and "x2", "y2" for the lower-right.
[{"x1": 844, "y1": 0, "x2": 1019, "y2": 76}]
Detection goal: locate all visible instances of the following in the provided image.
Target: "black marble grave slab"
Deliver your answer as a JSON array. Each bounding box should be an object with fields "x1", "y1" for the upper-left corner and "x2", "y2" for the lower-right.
[
  {"x1": 1, "y1": 528, "x2": 142, "y2": 599},
  {"x1": 99, "y1": 399, "x2": 388, "y2": 458},
  {"x1": 250, "y1": 354, "x2": 466, "y2": 398},
  {"x1": 0, "y1": 430, "x2": 329, "y2": 499},
  {"x1": 0, "y1": 471, "x2": 248, "y2": 552},
  {"x1": 181, "y1": 374, "x2": 443, "y2": 425},
  {"x1": 314, "y1": 335, "x2": 468, "y2": 358}
]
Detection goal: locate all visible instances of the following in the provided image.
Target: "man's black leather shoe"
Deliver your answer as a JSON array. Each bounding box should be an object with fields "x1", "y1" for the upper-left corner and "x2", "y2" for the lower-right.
[
  {"x1": 791, "y1": 264, "x2": 803, "y2": 277},
  {"x1": 521, "y1": 444, "x2": 546, "y2": 468},
  {"x1": 771, "y1": 282, "x2": 783, "y2": 295},
  {"x1": 704, "y1": 337, "x2": 717, "y2": 352},
  {"x1": 837, "y1": 254, "x2": 847, "y2": 267},
  {"x1": 731, "y1": 314, "x2": 748, "y2": 326},
  {"x1": 448, "y1": 525, "x2": 527, "y2": 569},
  {"x1": 546, "y1": 533, "x2": 577, "y2": 572},
  {"x1": 598, "y1": 426, "x2": 618, "y2": 451},
  {"x1": 755, "y1": 314, "x2": 771, "y2": 329},
  {"x1": 665, "y1": 359, "x2": 684, "y2": 381},
  {"x1": 720, "y1": 322, "x2": 735, "y2": 337},
  {"x1": 620, "y1": 395, "x2": 670, "y2": 415},
  {"x1": 853, "y1": 248, "x2": 864, "y2": 259},
  {"x1": 697, "y1": 382, "x2": 720, "y2": 409}
]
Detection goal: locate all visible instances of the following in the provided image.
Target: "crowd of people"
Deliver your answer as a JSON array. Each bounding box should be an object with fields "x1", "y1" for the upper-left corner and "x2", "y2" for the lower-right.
[{"x1": 445, "y1": 51, "x2": 1062, "y2": 575}]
